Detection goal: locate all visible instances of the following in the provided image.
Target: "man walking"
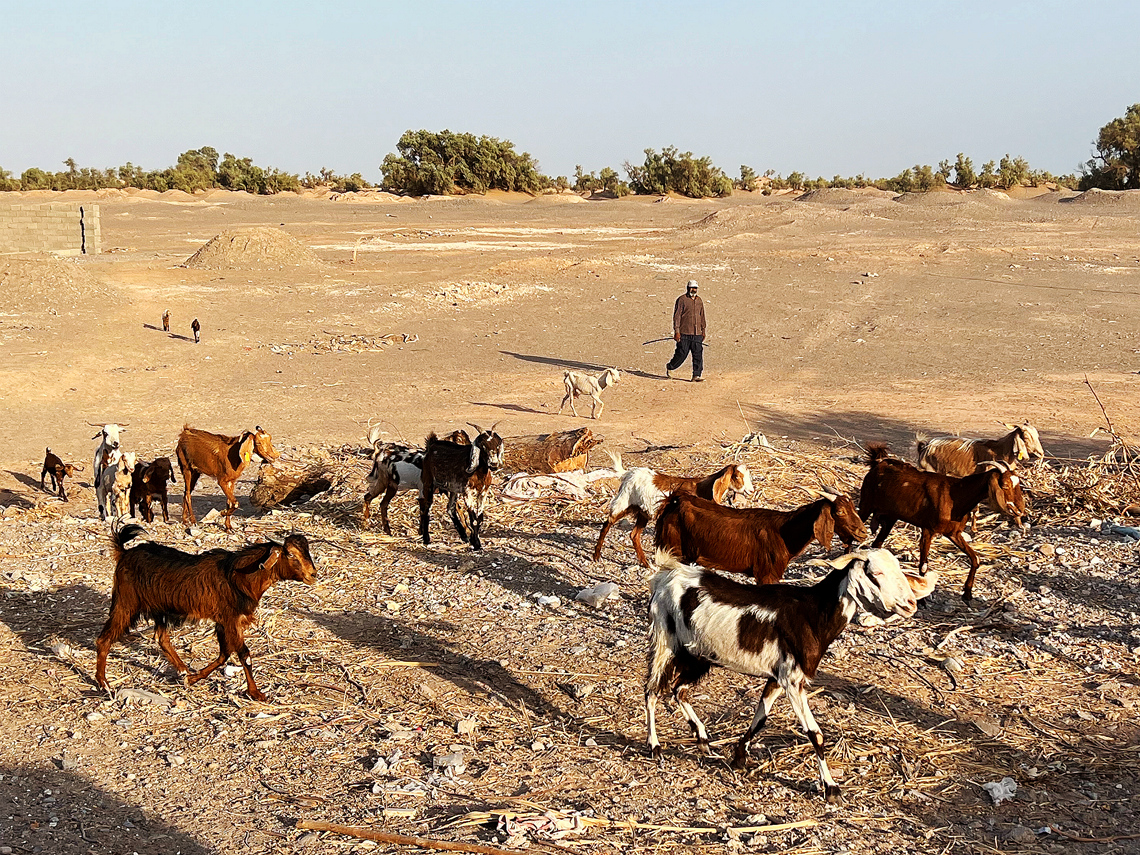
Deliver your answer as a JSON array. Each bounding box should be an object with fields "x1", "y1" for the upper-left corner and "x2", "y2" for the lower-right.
[{"x1": 666, "y1": 280, "x2": 706, "y2": 381}]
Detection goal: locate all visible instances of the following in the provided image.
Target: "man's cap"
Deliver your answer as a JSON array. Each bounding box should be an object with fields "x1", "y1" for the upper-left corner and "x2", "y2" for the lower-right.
[{"x1": 687, "y1": 280, "x2": 699, "y2": 289}]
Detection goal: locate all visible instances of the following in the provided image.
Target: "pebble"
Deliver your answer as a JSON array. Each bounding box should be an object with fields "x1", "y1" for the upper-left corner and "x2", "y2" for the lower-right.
[
  {"x1": 1038, "y1": 544, "x2": 1056, "y2": 557},
  {"x1": 456, "y1": 718, "x2": 477, "y2": 735},
  {"x1": 85, "y1": 712, "x2": 104, "y2": 722}
]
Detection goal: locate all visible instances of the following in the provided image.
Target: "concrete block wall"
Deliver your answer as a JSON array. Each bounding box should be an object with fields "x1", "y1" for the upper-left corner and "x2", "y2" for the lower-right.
[{"x1": 0, "y1": 202, "x2": 101, "y2": 256}]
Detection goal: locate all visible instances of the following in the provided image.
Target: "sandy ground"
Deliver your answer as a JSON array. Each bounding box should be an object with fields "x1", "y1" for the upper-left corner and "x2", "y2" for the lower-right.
[{"x1": 2, "y1": 186, "x2": 1140, "y2": 854}]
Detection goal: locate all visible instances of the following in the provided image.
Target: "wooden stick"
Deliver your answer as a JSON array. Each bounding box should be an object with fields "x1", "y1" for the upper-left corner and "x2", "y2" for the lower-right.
[
  {"x1": 1085, "y1": 374, "x2": 1118, "y2": 439},
  {"x1": 1050, "y1": 825, "x2": 1140, "y2": 844},
  {"x1": 296, "y1": 822, "x2": 529, "y2": 854}
]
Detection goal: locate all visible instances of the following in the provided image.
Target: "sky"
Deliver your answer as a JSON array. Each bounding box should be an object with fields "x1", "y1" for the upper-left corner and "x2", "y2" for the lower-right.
[{"x1": 2, "y1": 1, "x2": 1137, "y2": 183}]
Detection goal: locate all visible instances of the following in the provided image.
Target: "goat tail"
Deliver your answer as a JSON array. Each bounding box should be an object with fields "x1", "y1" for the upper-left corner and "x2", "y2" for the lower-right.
[
  {"x1": 605, "y1": 449, "x2": 625, "y2": 475},
  {"x1": 111, "y1": 523, "x2": 147, "y2": 562},
  {"x1": 865, "y1": 443, "x2": 892, "y2": 466}
]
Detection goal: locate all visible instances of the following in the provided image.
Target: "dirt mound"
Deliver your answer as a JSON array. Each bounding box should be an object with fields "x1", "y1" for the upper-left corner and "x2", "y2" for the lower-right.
[
  {"x1": 795, "y1": 188, "x2": 897, "y2": 204},
  {"x1": 0, "y1": 256, "x2": 116, "y2": 314},
  {"x1": 183, "y1": 227, "x2": 325, "y2": 270},
  {"x1": 1060, "y1": 188, "x2": 1140, "y2": 209},
  {"x1": 892, "y1": 190, "x2": 969, "y2": 206},
  {"x1": 678, "y1": 204, "x2": 796, "y2": 233}
]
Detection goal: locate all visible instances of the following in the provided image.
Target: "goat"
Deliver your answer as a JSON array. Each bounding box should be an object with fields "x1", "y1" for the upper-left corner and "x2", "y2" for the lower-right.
[
  {"x1": 362, "y1": 442, "x2": 425, "y2": 533},
  {"x1": 95, "y1": 523, "x2": 317, "y2": 701},
  {"x1": 130, "y1": 457, "x2": 177, "y2": 523},
  {"x1": 594, "y1": 452, "x2": 755, "y2": 566},
  {"x1": 419, "y1": 423, "x2": 503, "y2": 551},
  {"x1": 558, "y1": 367, "x2": 619, "y2": 419},
  {"x1": 653, "y1": 492, "x2": 869, "y2": 585},
  {"x1": 162, "y1": 309, "x2": 171, "y2": 332},
  {"x1": 191, "y1": 318, "x2": 201, "y2": 344},
  {"x1": 176, "y1": 425, "x2": 280, "y2": 531},
  {"x1": 40, "y1": 448, "x2": 82, "y2": 501},
  {"x1": 645, "y1": 548, "x2": 925, "y2": 803},
  {"x1": 856, "y1": 444, "x2": 1025, "y2": 601},
  {"x1": 916, "y1": 421, "x2": 1045, "y2": 476},
  {"x1": 99, "y1": 452, "x2": 136, "y2": 521},
  {"x1": 90, "y1": 422, "x2": 128, "y2": 488}
]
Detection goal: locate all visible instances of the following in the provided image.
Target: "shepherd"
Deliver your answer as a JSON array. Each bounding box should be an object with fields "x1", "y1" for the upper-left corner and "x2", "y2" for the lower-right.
[
  {"x1": 162, "y1": 308, "x2": 171, "y2": 332},
  {"x1": 665, "y1": 279, "x2": 706, "y2": 382},
  {"x1": 191, "y1": 318, "x2": 201, "y2": 344}
]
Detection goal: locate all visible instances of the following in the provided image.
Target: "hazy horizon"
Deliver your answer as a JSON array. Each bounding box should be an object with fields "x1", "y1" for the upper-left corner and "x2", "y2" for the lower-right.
[{"x1": 3, "y1": 1, "x2": 1138, "y2": 183}]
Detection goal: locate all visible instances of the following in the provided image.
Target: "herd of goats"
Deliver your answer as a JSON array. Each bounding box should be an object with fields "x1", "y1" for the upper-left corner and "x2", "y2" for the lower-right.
[{"x1": 32, "y1": 418, "x2": 1045, "y2": 803}]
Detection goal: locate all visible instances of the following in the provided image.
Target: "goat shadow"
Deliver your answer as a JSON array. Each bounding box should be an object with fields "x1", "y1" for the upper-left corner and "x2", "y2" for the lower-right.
[
  {"x1": 469, "y1": 401, "x2": 547, "y2": 416},
  {"x1": 5, "y1": 469, "x2": 46, "y2": 494},
  {"x1": 143, "y1": 323, "x2": 193, "y2": 342},
  {"x1": 500, "y1": 350, "x2": 660, "y2": 381},
  {"x1": 307, "y1": 606, "x2": 642, "y2": 752}
]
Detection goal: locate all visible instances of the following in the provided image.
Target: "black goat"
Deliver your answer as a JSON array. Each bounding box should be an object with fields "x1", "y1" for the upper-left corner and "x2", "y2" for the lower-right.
[{"x1": 418, "y1": 423, "x2": 503, "y2": 551}]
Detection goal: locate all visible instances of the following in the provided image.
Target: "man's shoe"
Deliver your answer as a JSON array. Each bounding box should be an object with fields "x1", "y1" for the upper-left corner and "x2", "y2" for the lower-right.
[{"x1": 692, "y1": 376, "x2": 704, "y2": 382}]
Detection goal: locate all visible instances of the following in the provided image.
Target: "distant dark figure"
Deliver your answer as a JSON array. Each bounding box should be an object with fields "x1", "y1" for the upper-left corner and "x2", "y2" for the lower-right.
[
  {"x1": 665, "y1": 279, "x2": 706, "y2": 381},
  {"x1": 191, "y1": 318, "x2": 201, "y2": 344},
  {"x1": 162, "y1": 309, "x2": 171, "y2": 332}
]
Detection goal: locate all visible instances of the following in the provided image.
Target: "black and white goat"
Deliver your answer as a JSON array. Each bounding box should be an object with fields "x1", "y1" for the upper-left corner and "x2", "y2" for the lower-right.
[
  {"x1": 645, "y1": 548, "x2": 929, "y2": 803},
  {"x1": 363, "y1": 442, "x2": 425, "y2": 533},
  {"x1": 418, "y1": 423, "x2": 504, "y2": 551}
]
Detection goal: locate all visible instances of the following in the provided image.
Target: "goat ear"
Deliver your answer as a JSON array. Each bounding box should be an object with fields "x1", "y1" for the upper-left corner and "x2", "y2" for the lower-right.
[{"x1": 814, "y1": 506, "x2": 835, "y2": 549}]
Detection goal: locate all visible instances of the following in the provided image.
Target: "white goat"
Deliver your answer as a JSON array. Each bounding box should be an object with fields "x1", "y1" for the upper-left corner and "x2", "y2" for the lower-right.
[
  {"x1": 558, "y1": 367, "x2": 619, "y2": 419},
  {"x1": 91, "y1": 422, "x2": 128, "y2": 488}
]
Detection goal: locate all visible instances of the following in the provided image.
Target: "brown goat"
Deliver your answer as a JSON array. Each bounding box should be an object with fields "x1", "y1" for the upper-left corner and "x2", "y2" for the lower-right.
[
  {"x1": 594, "y1": 452, "x2": 755, "y2": 566},
  {"x1": 856, "y1": 444, "x2": 1025, "y2": 601},
  {"x1": 176, "y1": 425, "x2": 280, "y2": 530},
  {"x1": 653, "y1": 492, "x2": 868, "y2": 584},
  {"x1": 130, "y1": 457, "x2": 177, "y2": 523},
  {"x1": 95, "y1": 523, "x2": 317, "y2": 700},
  {"x1": 41, "y1": 447, "x2": 81, "y2": 502}
]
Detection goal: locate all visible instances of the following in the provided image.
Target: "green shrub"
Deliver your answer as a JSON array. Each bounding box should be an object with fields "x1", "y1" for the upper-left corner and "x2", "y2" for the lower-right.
[
  {"x1": 624, "y1": 146, "x2": 732, "y2": 198},
  {"x1": 737, "y1": 164, "x2": 759, "y2": 191},
  {"x1": 1080, "y1": 103, "x2": 1140, "y2": 190},
  {"x1": 380, "y1": 129, "x2": 545, "y2": 195}
]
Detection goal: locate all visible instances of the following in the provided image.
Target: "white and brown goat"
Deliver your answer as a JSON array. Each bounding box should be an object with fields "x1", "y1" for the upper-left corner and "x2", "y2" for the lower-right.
[
  {"x1": 594, "y1": 452, "x2": 754, "y2": 566},
  {"x1": 41, "y1": 448, "x2": 82, "y2": 502},
  {"x1": 916, "y1": 421, "x2": 1044, "y2": 475},
  {"x1": 646, "y1": 549, "x2": 927, "y2": 803}
]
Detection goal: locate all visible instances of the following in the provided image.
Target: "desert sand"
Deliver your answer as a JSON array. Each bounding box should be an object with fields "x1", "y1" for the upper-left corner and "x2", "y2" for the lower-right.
[{"x1": 1, "y1": 187, "x2": 1139, "y2": 854}]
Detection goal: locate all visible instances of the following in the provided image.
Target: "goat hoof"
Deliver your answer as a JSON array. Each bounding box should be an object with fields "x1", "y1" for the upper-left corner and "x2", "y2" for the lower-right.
[
  {"x1": 650, "y1": 745, "x2": 662, "y2": 763},
  {"x1": 249, "y1": 690, "x2": 268, "y2": 702},
  {"x1": 730, "y1": 750, "x2": 749, "y2": 770},
  {"x1": 825, "y1": 786, "x2": 844, "y2": 805}
]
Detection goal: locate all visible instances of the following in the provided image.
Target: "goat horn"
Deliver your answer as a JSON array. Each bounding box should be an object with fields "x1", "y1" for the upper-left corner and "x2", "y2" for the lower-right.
[
  {"x1": 467, "y1": 422, "x2": 486, "y2": 434},
  {"x1": 490, "y1": 421, "x2": 501, "y2": 433}
]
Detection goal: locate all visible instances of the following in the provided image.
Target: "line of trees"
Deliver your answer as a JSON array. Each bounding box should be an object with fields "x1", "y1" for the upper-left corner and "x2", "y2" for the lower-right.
[{"x1": 4, "y1": 105, "x2": 1138, "y2": 199}]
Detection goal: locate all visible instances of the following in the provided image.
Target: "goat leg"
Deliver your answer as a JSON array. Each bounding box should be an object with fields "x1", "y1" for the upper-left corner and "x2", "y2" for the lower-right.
[
  {"x1": 446, "y1": 494, "x2": 470, "y2": 543},
  {"x1": 418, "y1": 493, "x2": 432, "y2": 545},
  {"x1": 785, "y1": 675, "x2": 842, "y2": 804},
  {"x1": 595, "y1": 507, "x2": 639, "y2": 562},
  {"x1": 187, "y1": 624, "x2": 234, "y2": 687},
  {"x1": 871, "y1": 517, "x2": 897, "y2": 548},
  {"x1": 630, "y1": 509, "x2": 652, "y2": 567},
  {"x1": 378, "y1": 485, "x2": 397, "y2": 536},
  {"x1": 731, "y1": 678, "x2": 783, "y2": 769},
  {"x1": 219, "y1": 479, "x2": 239, "y2": 532},
  {"x1": 236, "y1": 642, "x2": 267, "y2": 702},
  {"x1": 153, "y1": 624, "x2": 193, "y2": 679},
  {"x1": 948, "y1": 530, "x2": 981, "y2": 601},
  {"x1": 469, "y1": 510, "x2": 484, "y2": 551}
]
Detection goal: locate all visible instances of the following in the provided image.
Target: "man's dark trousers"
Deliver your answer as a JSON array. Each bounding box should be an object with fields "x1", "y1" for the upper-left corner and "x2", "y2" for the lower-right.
[{"x1": 667, "y1": 334, "x2": 704, "y2": 378}]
